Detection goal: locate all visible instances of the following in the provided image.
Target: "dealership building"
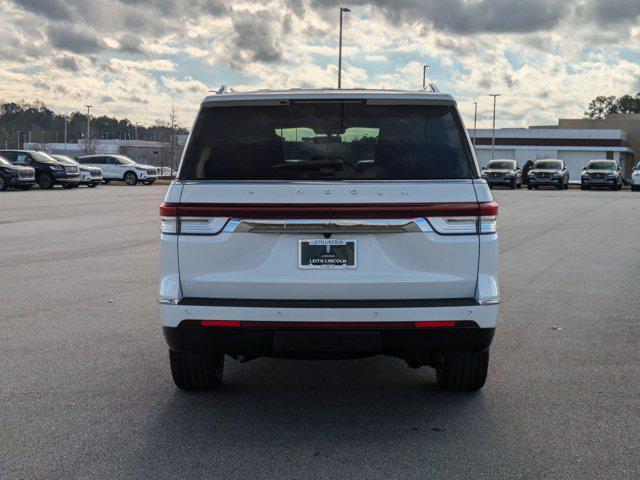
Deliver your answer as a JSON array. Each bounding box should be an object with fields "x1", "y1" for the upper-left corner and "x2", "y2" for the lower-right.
[
  {"x1": 471, "y1": 113, "x2": 640, "y2": 180},
  {"x1": 472, "y1": 128, "x2": 633, "y2": 181}
]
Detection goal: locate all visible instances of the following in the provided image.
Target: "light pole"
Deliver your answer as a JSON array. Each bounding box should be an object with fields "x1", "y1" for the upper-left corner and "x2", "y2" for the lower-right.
[
  {"x1": 473, "y1": 101, "x2": 478, "y2": 147},
  {"x1": 85, "y1": 105, "x2": 92, "y2": 155},
  {"x1": 337, "y1": 7, "x2": 350, "y2": 89},
  {"x1": 134, "y1": 123, "x2": 139, "y2": 162},
  {"x1": 422, "y1": 64, "x2": 430, "y2": 89},
  {"x1": 489, "y1": 94, "x2": 501, "y2": 160}
]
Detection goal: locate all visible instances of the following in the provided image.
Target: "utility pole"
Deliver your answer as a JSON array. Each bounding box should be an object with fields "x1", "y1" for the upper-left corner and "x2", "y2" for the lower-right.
[
  {"x1": 16, "y1": 130, "x2": 20, "y2": 149},
  {"x1": 134, "y1": 123, "x2": 139, "y2": 162},
  {"x1": 473, "y1": 101, "x2": 478, "y2": 147},
  {"x1": 489, "y1": 94, "x2": 501, "y2": 160},
  {"x1": 337, "y1": 7, "x2": 351, "y2": 89},
  {"x1": 85, "y1": 105, "x2": 92, "y2": 155},
  {"x1": 422, "y1": 64, "x2": 430, "y2": 89},
  {"x1": 64, "y1": 116, "x2": 68, "y2": 153}
]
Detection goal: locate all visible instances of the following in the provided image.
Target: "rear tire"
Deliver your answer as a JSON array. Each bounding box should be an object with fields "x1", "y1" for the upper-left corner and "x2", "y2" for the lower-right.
[
  {"x1": 527, "y1": 185, "x2": 533, "y2": 190},
  {"x1": 436, "y1": 350, "x2": 489, "y2": 391},
  {"x1": 169, "y1": 350, "x2": 224, "y2": 391},
  {"x1": 88, "y1": 183, "x2": 97, "y2": 188},
  {"x1": 0, "y1": 175, "x2": 7, "y2": 191},
  {"x1": 103, "y1": 179, "x2": 111, "y2": 184}
]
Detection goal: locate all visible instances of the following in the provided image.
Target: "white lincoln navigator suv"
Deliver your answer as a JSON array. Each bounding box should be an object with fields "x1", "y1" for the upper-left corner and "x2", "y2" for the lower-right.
[{"x1": 159, "y1": 89, "x2": 499, "y2": 392}]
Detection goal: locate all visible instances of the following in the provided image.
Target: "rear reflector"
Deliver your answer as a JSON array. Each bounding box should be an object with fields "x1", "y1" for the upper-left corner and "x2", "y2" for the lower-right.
[
  {"x1": 199, "y1": 320, "x2": 241, "y2": 327},
  {"x1": 415, "y1": 321, "x2": 456, "y2": 328}
]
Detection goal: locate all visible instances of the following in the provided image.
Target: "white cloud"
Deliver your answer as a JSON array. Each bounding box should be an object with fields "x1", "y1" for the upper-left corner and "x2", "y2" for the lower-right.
[{"x1": 0, "y1": 0, "x2": 639, "y2": 128}]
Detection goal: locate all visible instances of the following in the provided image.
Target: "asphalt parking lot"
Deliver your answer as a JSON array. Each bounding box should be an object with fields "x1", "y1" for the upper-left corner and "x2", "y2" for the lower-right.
[{"x1": 1, "y1": 185, "x2": 639, "y2": 479}]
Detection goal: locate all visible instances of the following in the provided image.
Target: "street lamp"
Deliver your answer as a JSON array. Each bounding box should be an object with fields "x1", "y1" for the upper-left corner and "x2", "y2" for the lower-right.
[
  {"x1": 85, "y1": 105, "x2": 92, "y2": 155},
  {"x1": 488, "y1": 94, "x2": 501, "y2": 160},
  {"x1": 64, "y1": 115, "x2": 69, "y2": 153},
  {"x1": 422, "y1": 64, "x2": 430, "y2": 89},
  {"x1": 337, "y1": 7, "x2": 351, "y2": 89}
]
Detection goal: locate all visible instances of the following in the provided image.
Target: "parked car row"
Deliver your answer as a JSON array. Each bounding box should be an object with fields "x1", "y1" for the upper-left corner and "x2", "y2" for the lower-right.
[
  {"x1": 0, "y1": 150, "x2": 160, "y2": 190},
  {"x1": 482, "y1": 158, "x2": 636, "y2": 191}
]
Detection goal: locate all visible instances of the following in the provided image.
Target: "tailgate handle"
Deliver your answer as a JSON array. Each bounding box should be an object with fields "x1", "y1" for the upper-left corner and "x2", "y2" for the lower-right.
[{"x1": 223, "y1": 218, "x2": 433, "y2": 233}]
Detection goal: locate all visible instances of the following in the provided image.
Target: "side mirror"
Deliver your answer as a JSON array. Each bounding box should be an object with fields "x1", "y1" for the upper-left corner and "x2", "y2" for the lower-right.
[{"x1": 481, "y1": 166, "x2": 486, "y2": 170}]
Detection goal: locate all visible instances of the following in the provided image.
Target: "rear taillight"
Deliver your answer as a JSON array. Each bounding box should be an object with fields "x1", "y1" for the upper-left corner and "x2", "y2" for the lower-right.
[
  {"x1": 159, "y1": 203, "x2": 228, "y2": 235},
  {"x1": 160, "y1": 204, "x2": 178, "y2": 234},
  {"x1": 179, "y1": 217, "x2": 229, "y2": 235},
  {"x1": 427, "y1": 201, "x2": 498, "y2": 235},
  {"x1": 159, "y1": 202, "x2": 498, "y2": 236},
  {"x1": 427, "y1": 216, "x2": 478, "y2": 235},
  {"x1": 478, "y1": 201, "x2": 498, "y2": 234}
]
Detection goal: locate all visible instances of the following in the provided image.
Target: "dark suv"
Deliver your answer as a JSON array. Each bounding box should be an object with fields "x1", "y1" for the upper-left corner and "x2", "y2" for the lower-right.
[
  {"x1": 0, "y1": 155, "x2": 36, "y2": 191},
  {"x1": 0, "y1": 150, "x2": 81, "y2": 189},
  {"x1": 481, "y1": 160, "x2": 522, "y2": 189},
  {"x1": 580, "y1": 160, "x2": 623, "y2": 190},
  {"x1": 527, "y1": 159, "x2": 570, "y2": 190}
]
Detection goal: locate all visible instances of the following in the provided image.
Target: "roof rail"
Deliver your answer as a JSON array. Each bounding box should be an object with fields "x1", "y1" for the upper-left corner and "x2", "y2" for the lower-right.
[
  {"x1": 215, "y1": 85, "x2": 235, "y2": 95},
  {"x1": 421, "y1": 83, "x2": 440, "y2": 94}
]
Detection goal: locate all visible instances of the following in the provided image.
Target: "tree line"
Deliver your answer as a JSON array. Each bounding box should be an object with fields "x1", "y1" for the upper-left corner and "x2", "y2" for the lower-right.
[
  {"x1": 0, "y1": 100, "x2": 188, "y2": 149},
  {"x1": 584, "y1": 92, "x2": 640, "y2": 119}
]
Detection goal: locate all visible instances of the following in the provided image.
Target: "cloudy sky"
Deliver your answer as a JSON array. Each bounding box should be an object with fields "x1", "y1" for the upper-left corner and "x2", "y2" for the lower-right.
[{"x1": 1, "y1": 0, "x2": 639, "y2": 129}]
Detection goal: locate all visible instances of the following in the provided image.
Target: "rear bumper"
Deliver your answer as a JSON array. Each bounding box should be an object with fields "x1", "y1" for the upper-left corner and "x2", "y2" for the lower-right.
[
  {"x1": 158, "y1": 301, "x2": 498, "y2": 358},
  {"x1": 162, "y1": 324, "x2": 495, "y2": 359}
]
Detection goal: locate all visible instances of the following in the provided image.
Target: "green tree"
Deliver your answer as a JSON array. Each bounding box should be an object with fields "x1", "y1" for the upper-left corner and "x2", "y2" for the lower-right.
[
  {"x1": 584, "y1": 95, "x2": 620, "y2": 119},
  {"x1": 584, "y1": 92, "x2": 640, "y2": 119}
]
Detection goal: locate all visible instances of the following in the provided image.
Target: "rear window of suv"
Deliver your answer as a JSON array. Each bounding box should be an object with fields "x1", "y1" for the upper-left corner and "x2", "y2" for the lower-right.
[{"x1": 180, "y1": 102, "x2": 475, "y2": 180}]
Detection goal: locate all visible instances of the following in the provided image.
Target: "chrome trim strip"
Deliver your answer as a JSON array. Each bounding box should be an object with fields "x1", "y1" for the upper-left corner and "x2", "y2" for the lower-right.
[
  {"x1": 157, "y1": 297, "x2": 179, "y2": 305},
  {"x1": 478, "y1": 298, "x2": 500, "y2": 306},
  {"x1": 222, "y1": 218, "x2": 433, "y2": 233}
]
